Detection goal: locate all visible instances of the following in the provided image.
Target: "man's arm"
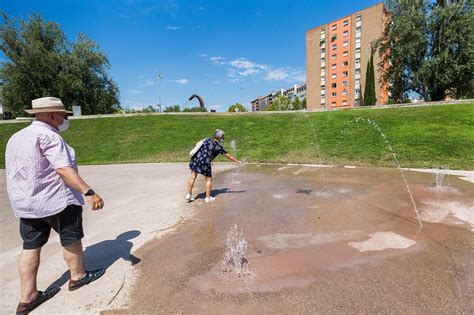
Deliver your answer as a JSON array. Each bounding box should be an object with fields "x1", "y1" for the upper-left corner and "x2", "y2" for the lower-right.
[{"x1": 55, "y1": 166, "x2": 104, "y2": 210}]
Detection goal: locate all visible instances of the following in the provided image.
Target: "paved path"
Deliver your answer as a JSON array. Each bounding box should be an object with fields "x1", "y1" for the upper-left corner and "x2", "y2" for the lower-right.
[{"x1": 0, "y1": 163, "x2": 235, "y2": 314}]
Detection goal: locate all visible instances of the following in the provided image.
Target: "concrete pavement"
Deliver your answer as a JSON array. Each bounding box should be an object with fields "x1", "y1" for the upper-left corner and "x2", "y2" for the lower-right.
[{"x1": 0, "y1": 163, "x2": 235, "y2": 314}]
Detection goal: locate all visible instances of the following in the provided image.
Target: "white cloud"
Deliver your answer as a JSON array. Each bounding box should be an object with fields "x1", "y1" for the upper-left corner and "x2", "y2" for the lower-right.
[
  {"x1": 204, "y1": 55, "x2": 304, "y2": 83},
  {"x1": 143, "y1": 79, "x2": 155, "y2": 86},
  {"x1": 166, "y1": 25, "x2": 181, "y2": 30},
  {"x1": 128, "y1": 89, "x2": 143, "y2": 94},
  {"x1": 209, "y1": 56, "x2": 226, "y2": 65},
  {"x1": 265, "y1": 68, "x2": 289, "y2": 81},
  {"x1": 176, "y1": 79, "x2": 189, "y2": 84}
]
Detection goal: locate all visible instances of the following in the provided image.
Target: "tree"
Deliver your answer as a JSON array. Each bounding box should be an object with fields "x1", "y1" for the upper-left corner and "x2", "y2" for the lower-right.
[
  {"x1": 264, "y1": 95, "x2": 292, "y2": 111},
  {"x1": 301, "y1": 97, "x2": 307, "y2": 109},
  {"x1": 164, "y1": 105, "x2": 181, "y2": 112},
  {"x1": 376, "y1": 0, "x2": 473, "y2": 102},
  {"x1": 183, "y1": 106, "x2": 207, "y2": 112},
  {"x1": 228, "y1": 103, "x2": 247, "y2": 112},
  {"x1": 363, "y1": 48, "x2": 377, "y2": 105},
  {"x1": 292, "y1": 97, "x2": 302, "y2": 110},
  {"x1": 0, "y1": 12, "x2": 120, "y2": 116}
]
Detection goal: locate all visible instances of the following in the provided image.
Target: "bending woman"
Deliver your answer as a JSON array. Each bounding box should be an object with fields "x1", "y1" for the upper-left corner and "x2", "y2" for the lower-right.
[{"x1": 187, "y1": 129, "x2": 242, "y2": 203}]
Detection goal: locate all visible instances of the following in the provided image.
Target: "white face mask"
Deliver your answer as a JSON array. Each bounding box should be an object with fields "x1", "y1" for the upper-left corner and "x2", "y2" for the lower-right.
[{"x1": 55, "y1": 115, "x2": 70, "y2": 132}]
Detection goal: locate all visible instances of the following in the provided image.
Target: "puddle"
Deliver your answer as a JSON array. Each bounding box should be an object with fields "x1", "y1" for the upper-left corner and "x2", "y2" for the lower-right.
[{"x1": 111, "y1": 165, "x2": 474, "y2": 314}]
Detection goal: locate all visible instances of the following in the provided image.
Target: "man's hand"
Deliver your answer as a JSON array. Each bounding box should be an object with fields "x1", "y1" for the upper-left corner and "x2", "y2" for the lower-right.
[{"x1": 85, "y1": 193, "x2": 104, "y2": 210}]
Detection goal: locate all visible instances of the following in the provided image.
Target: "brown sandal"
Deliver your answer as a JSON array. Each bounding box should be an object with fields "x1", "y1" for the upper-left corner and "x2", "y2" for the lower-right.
[
  {"x1": 68, "y1": 268, "x2": 105, "y2": 291},
  {"x1": 16, "y1": 286, "x2": 60, "y2": 315}
]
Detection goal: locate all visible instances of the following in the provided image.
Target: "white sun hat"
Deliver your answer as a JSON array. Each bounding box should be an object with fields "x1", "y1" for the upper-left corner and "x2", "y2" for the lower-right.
[{"x1": 24, "y1": 97, "x2": 73, "y2": 114}]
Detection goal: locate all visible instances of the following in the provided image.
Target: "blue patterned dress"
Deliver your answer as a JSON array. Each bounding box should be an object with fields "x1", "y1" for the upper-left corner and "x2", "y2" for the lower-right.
[{"x1": 189, "y1": 138, "x2": 227, "y2": 177}]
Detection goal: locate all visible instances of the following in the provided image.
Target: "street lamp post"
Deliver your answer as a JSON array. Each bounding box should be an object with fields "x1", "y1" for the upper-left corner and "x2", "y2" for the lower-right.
[{"x1": 157, "y1": 74, "x2": 163, "y2": 112}]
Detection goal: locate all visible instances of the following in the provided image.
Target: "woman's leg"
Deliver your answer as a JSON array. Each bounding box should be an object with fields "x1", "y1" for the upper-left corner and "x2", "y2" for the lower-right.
[
  {"x1": 187, "y1": 171, "x2": 198, "y2": 195},
  {"x1": 205, "y1": 176, "x2": 212, "y2": 198}
]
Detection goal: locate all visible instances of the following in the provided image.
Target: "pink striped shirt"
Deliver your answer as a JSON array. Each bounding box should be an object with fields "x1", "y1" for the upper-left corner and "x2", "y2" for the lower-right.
[{"x1": 5, "y1": 120, "x2": 84, "y2": 218}]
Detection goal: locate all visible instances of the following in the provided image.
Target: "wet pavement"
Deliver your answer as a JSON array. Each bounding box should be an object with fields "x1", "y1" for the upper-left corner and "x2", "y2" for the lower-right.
[{"x1": 108, "y1": 165, "x2": 473, "y2": 314}]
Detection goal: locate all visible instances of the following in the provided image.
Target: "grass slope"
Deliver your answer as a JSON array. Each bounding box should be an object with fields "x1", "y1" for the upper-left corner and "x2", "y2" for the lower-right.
[{"x1": 1, "y1": 104, "x2": 473, "y2": 170}]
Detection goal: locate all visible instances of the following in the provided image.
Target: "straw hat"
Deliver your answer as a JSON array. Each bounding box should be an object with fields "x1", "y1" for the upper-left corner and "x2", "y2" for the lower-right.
[{"x1": 25, "y1": 97, "x2": 72, "y2": 114}]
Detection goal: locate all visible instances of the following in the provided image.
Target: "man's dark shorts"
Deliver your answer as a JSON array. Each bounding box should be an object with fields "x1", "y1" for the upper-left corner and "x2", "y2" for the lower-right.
[{"x1": 20, "y1": 204, "x2": 84, "y2": 249}]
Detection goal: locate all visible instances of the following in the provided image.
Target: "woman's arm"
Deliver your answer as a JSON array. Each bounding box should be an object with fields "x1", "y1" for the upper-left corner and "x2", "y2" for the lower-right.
[{"x1": 224, "y1": 153, "x2": 242, "y2": 163}]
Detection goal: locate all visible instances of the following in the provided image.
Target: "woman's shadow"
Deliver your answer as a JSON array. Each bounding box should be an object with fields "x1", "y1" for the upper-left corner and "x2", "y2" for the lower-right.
[
  {"x1": 48, "y1": 230, "x2": 141, "y2": 289},
  {"x1": 195, "y1": 188, "x2": 245, "y2": 199}
]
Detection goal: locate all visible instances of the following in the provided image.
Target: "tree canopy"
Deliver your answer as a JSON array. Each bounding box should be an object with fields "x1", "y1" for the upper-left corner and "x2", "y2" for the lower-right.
[
  {"x1": 363, "y1": 49, "x2": 376, "y2": 105},
  {"x1": 228, "y1": 103, "x2": 247, "y2": 112},
  {"x1": 0, "y1": 12, "x2": 120, "y2": 116},
  {"x1": 376, "y1": 0, "x2": 473, "y2": 102},
  {"x1": 164, "y1": 105, "x2": 181, "y2": 112}
]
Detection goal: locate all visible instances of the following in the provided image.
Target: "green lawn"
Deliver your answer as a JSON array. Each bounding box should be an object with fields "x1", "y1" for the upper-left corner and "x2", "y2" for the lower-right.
[{"x1": 1, "y1": 104, "x2": 473, "y2": 170}]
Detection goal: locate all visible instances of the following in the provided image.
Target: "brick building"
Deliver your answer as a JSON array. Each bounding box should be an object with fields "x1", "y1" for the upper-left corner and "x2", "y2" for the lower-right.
[{"x1": 306, "y1": 2, "x2": 388, "y2": 109}]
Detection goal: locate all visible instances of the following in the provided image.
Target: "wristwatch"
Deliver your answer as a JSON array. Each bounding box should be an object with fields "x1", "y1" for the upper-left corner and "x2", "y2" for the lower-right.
[{"x1": 84, "y1": 189, "x2": 95, "y2": 196}]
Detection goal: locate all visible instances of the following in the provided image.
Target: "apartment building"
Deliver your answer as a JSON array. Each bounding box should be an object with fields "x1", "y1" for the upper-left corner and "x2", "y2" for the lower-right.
[
  {"x1": 251, "y1": 83, "x2": 307, "y2": 111},
  {"x1": 306, "y1": 2, "x2": 388, "y2": 109}
]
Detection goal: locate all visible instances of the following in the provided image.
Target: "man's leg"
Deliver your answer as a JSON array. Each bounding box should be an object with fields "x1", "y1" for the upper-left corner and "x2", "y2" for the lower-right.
[
  {"x1": 205, "y1": 176, "x2": 212, "y2": 198},
  {"x1": 63, "y1": 240, "x2": 85, "y2": 281},
  {"x1": 19, "y1": 248, "x2": 41, "y2": 303},
  {"x1": 187, "y1": 171, "x2": 198, "y2": 195}
]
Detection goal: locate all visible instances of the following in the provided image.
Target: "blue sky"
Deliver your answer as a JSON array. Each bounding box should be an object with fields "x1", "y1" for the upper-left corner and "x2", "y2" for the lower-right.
[{"x1": 2, "y1": 0, "x2": 382, "y2": 111}]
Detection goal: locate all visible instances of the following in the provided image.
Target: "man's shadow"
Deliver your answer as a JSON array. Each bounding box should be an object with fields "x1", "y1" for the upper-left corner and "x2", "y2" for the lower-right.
[
  {"x1": 195, "y1": 188, "x2": 246, "y2": 199},
  {"x1": 48, "y1": 230, "x2": 141, "y2": 289}
]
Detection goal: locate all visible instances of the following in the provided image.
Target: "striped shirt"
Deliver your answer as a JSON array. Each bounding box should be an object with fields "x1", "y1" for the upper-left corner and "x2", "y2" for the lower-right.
[{"x1": 5, "y1": 120, "x2": 84, "y2": 218}]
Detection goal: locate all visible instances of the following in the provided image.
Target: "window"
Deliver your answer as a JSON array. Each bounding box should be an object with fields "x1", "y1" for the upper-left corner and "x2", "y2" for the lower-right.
[
  {"x1": 355, "y1": 58, "x2": 361, "y2": 64},
  {"x1": 343, "y1": 51, "x2": 349, "y2": 57},
  {"x1": 343, "y1": 61, "x2": 348, "y2": 67},
  {"x1": 331, "y1": 73, "x2": 337, "y2": 79},
  {"x1": 343, "y1": 81, "x2": 348, "y2": 86},
  {"x1": 355, "y1": 68, "x2": 361, "y2": 74},
  {"x1": 343, "y1": 20, "x2": 349, "y2": 26},
  {"x1": 321, "y1": 85, "x2": 325, "y2": 90},
  {"x1": 321, "y1": 57, "x2": 325, "y2": 62},
  {"x1": 331, "y1": 24, "x2": 337, "y2": 30},
  {"x1": 332, "y1": 101, "x2": 336, "y2": 106},
  {"x1": 342, "y1": 100, "x2": 348, "y2": 105},
  {"x1": 321, "y1": 48, "x2": 325, "y2": 54},
  {"x1": 342, "y1": 90, "x2": 348, "y2": 96},
  {"x1": 356, "y1": 26, "x2": 362, "y2": 33},
  {"x1": 355, "y1": 48, "x2": 361, "y2": 53},
  {"x1": 331, "y1": 54, "x2": 337, "y2": 60},
  {"x1": 356, "y1": 38, "x2": 361, "y2": 44},
  {"x1": 332, "y1": 44, "x2": 337, "y2": 50},
  {"x1": 331, "y1": 34, "x2": 337, "y2": 41},
  {"x1": 332, "y1": 83, "x2": 337, "y2": 88},
  {"x1": 343, "y1": 40, "x2": 348, "y2": 47},
  {"x1": 332, "y1": 92, "x2": 336, "y2": 97},
  {"x1": 320, "y1": 28, "x2": 325, "y2": 34},
  {"x1": 356, "y1": 15, "x2": 362, "y2": 22},
  {"x1": 343, "y1": 71, "x2": 348, "y2": 77},
  {"x1": 343, "y1": 30, "x2": 348, "y2": 37},
  {"x1": 331, "y1": 64, "x2": 336, "y2": 70}
]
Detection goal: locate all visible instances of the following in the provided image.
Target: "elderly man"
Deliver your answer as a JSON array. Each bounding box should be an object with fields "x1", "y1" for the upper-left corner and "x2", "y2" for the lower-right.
[{"x1": 5, "y1": 97, "x2": 106, "y2": 314}]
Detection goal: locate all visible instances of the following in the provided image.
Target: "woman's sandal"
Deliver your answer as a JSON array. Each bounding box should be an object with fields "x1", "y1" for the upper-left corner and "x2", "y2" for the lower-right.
[
  {"x1": 16, "y1": 286, "x2": 60, "y2": 315},
  {"x1": 68, "y1": 268, "x2": 106, "y2": 291}
]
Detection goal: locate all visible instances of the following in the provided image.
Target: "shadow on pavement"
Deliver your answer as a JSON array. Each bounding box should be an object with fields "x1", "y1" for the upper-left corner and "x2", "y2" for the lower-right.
[
  {"x1": 195, "y1": 188, "x2": 246, "y2": 199},
  {"x1": 48, "y1": 230, "x2": 141, "y2": 289}
]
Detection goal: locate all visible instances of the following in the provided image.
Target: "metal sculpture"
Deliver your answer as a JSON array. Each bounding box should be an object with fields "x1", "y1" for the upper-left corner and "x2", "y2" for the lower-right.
[{"x1": 189, "y1": 94, "x2": 206, "y2": 111}]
